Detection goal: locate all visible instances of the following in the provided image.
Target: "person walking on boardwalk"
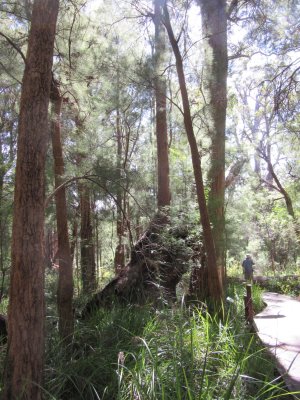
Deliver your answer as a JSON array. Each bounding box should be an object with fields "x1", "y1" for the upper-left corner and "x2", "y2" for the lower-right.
[{"x1": 242, "y1": 254, "x2": 255, "y2": 281}]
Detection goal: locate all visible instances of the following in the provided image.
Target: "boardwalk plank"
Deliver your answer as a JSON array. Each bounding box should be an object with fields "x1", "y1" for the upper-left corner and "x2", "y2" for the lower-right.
[{"x1": 254, "y1": 292, "x2": 300, "y2": 399}]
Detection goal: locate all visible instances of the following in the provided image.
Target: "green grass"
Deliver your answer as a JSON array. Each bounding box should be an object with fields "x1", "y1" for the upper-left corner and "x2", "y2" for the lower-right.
[
  {"x1": 227, "y1": 283, "x2": 265, "y2": 314},
  {"x1": 262, "y1": 276, "x2": 300, "y2": 297},
  {"x1": 43, "y1": 287, "x2": 296, "y2": 400},
  {"x1": 0, "y1": 279, "x2": 296, "y2": 399},
  {"x1": 0, "y1": 297, "x2": 8, "y2": 315}
]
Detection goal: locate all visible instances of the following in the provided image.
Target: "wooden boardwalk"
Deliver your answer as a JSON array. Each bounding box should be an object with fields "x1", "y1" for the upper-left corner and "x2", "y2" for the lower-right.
[{"x1": 254, "y1": 292, "x2": 300, "y2": 399}]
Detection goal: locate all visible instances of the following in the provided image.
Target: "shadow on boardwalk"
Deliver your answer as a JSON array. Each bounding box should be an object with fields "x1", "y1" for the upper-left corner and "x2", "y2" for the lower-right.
[{"x1": 254, "y1": 292, "x2": 300, "y2": 399}]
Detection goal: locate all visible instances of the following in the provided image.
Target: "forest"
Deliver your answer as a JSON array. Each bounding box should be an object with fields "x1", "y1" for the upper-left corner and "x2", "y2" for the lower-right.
[{"x1": 0, "y1": 0, "x2": 299, "y2": 399}]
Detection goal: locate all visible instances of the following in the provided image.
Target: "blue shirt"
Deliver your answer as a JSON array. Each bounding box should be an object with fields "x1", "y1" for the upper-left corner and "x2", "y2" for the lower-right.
[{"x1": 242, "y1": 258, "x2": 254, "y2": 272}]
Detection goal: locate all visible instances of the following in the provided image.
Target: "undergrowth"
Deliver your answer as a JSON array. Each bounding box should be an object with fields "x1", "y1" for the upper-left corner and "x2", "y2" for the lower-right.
[
  {"x1": 262, "y1": 277, "x2": 300, "y2": 297},
  {"x1": 43, "y1": 285, "x2": 295, "y2": 400}
]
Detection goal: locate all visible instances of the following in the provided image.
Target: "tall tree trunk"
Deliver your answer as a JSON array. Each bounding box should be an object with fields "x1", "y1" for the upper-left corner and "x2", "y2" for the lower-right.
[
  {"x1": 70, "y1": 218, "x2": 78, "y2": 264},
  {"x1": 163, "y1": 4, "x2": 223, "y2": 304},
  {"x1": 79, "y1": 183, "x2": 97, "y2": 293},
  {"x1": 114, "y1": 89, "x2": 126, "y2": 274},
  {"x1": 0, "y1": 138, "x2": 8, "y2": 303},
  {"x1": 50, "y1": 81, "x2": 74, "y2": 342},
  {"x1": 4, "y1": 1, "x2": 59, "y2": 398},
  {"x1": 198, "y1": 0, "x2": 228, "y2": 284},
  {"x1": 154, "y1": 0, "x2": 171, "y2": 211},
  {"x1": 74, "y1": 115, "x2": 97, "y2": 293}
]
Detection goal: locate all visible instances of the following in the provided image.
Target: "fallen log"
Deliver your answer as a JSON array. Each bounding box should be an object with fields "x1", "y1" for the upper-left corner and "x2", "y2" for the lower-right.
[{"x1": 82, "y1": 214, "x2": 198, "y2": 317}]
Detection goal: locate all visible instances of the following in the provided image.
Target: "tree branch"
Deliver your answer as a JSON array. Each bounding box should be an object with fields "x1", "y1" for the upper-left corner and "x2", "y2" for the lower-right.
[
  {"x1": 227, "y1": 0, "x2": 239, "y2": 19},
  {"x1": 0, "y1": 31, "x2": 26, "y2": 64},
  {"x1": 0, "y1": 61, "x2": 22, "y2": 84}
]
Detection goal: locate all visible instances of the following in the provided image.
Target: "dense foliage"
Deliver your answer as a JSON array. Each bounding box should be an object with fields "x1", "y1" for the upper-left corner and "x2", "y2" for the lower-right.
[
  {"x1": 32, "y1": 283, "x2": 287, "y2": 399},
  {"x1": 0, "y1": 0, "x2": 299, "y2": 398}
]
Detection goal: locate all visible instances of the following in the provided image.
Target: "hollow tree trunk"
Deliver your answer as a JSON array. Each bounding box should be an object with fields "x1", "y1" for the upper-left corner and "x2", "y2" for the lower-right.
[
  {"x1": 4, "y1": 1, "x2": 59, "y2": 398},
  {"x1": 198, "y1": 0, "x2": 228, "y2": 284},
  {"x1": 154, "y1": 0, "x2": 171, "y2": 211},
  {"x1": 50, "y1": 80, "x2": 74, "y2": 342},
  {"x1": 163, "y1": 3, "x2": 223, "y2": 304}
]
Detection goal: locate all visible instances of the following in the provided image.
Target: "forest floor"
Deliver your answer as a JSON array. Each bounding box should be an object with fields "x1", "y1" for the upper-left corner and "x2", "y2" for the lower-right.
[{"x1": 254, "y1": 292, "x2": 300, "y2": 399}]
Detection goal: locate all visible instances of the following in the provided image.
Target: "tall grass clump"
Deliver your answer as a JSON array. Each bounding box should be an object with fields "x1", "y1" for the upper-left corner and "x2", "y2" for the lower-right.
[
  {"x1": 45, "y1": 305, "x2": 153, "y2": 399},
  {"x1": 43, "y1": 284, "x2": 297, "y2": 399},
  {"x1": 227, "y1": 283, "x2": 265, "y2": 315},
  {"x1": 115, "y1": 306, "x2": 291, "y2": 400}
]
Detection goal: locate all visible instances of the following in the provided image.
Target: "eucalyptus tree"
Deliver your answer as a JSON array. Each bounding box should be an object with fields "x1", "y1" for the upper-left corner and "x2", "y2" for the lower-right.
[
  {"x1": 227, "y1": 0, "x2": 299, "y2": 130},
  {"x1": 79, "y1": 181, "x2": 97, "y2": 291},
  {"x1": 48, "y1": 0, "x2": 155, "y2": 289},
  {"x1": 237, "y1": 77, "x2": 300, "y2": 239},
  {"x1": 229, "y1": 0, "x2": 299, "y2": 234},
  {"x1": 225, "y1": 0, "x2": 300, "y2": 267},
  {"x1": 74, "y1": 115, "x2": 97, "y2": 293},
  {"x1": 3, "y1": 0, "x2": 59, "y2": 398},
  {"x1": 0, "y1": 86, "x2": 18, "y2": 300},
  {"x1": 198, "y1": 0, "x2": 228, "y2": 283},
  {"x1": 50, "y1": 0, "x2": 103, "y2": 292},
  {"x1": 114, "y1": 54, "x2": 127, "y2": 274},
  {"x1": 50, "y1": 79, "x2": 74, "y2": 342},
  {"x1": 163, "y1": 2, "x2": 223, "y2": 303},
  {"x1": 0, "y1": 0, "x2": 30, "y2": 301},
  {"x1": 154, "y1": 0, "x2": 171, "y2": 212},
  {"x1": 103, "y1": 36, "x2": 141, "y2": 274}
]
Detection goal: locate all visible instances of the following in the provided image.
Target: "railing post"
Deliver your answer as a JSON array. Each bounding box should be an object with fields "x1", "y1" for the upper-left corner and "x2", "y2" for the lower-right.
[{"x1": 244, "y1": 284, "x2": 254, "y2": 323}]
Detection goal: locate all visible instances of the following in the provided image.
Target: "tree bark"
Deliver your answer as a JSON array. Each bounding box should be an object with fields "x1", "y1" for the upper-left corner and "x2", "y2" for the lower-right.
[
  {"x1": 225, "y1": 157, "x2": 247, "y2": 188},
  {"x1": 114, "y1": 81, "x2": 127, "y2": 274},
  {"x1": 154, "y1": 0, "x2": 171, "y2": 210},
  {"x1": 0, "y1": 136, "x2": 8, "y2": 303},
  {"x1": 4, "y1": 0, "x2": 59, "y2": 398},
  {"x1": 50, "y1": 81, "x2": 74, "y2": 342},
  {"x1": 163, "y1": 4, "x2": 223, "y2": 304},
  {"x1": 79, "y1": 183, "x2": 97, "y2": 293},
  {"x1": 198, "y1": 0, "x2": 228, "y2": 284},
  {"x1": 73, "y1": 115, "x2": 97, "y2": 294}
]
